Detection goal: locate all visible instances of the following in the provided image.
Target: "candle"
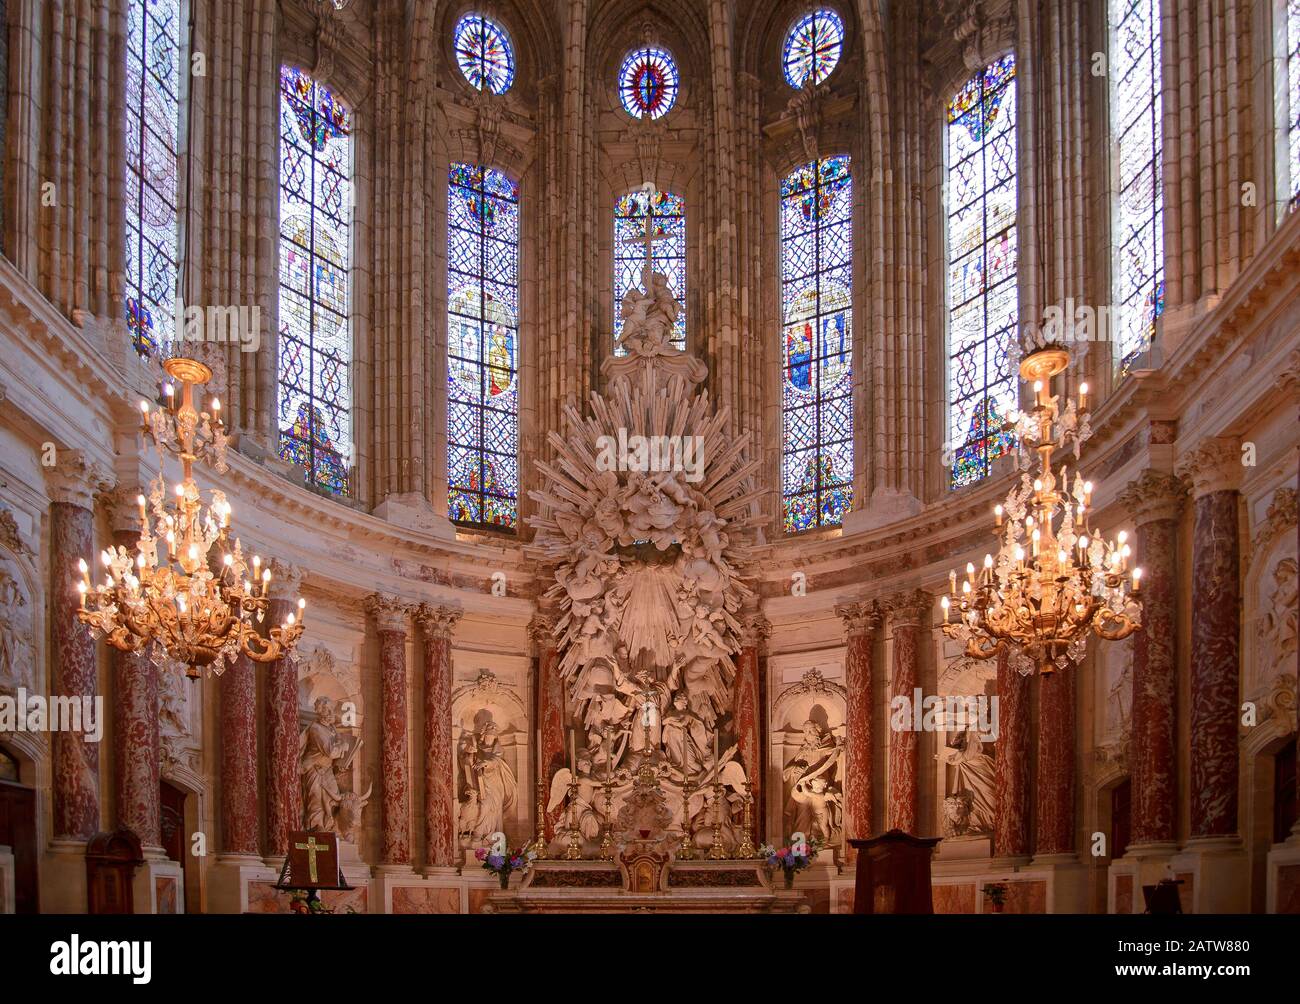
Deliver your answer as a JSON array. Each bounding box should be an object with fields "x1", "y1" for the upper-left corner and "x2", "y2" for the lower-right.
[
  {"x1": 713, "y1": 731, "x2": 719, "y2": 770},
  {"x1": 1078, "y1": 382, "x2": 1088, "y2": 409},
  {"x1": 536, "y1": 728, "x2": 543, "y2": 775},
  {"x1": 1132, "y1": 567, "x2": 1142, "y2": 593},
  {"x1": 994, "y1": 504, "x2": 1003, "y2": 527},
  {"x1": 941, "y1": 595, "x2": 950, "y2": 622},
  {"x1": 569, "y1": 729, "x2": 576, "y2": 772},
  {"x1": 948, "y1": 569, "x2": 957, "y2": 596}
]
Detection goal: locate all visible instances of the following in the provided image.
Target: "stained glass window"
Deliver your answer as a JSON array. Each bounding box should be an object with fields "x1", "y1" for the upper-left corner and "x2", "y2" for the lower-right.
[
  {"x1": 613, "y1": 190, "x2": 686, "y2": 351},
  {"x1": 447, "y1": 164, "x2": 520, "y2": 531},
  {"x1": 782, "y1": 9, "x2": 845, "y2": 89},
  {"x1": 453, "y1": 14, "x2": 515, "y2": 95},
  {"x1": 1109, "y1": 0, "x2": 1164, "y2": 374},
  {"x1": 946, "y1": 55, "x2": 1018, "y2": 490},
  {"x1": 619, "y1": 47, "x2": 679, "y2": 120},
  {"x1": 1286, "y1": 0, "x2": 1300, "y2": 209},
  {"x1": 125, "y1": 0, "x2": 181, "y2": 359},
  {"x1": 780, "y1": 156, "x2": 853, "y2": 533},
  {"x1": 277, "y1": 67, "x2": 354, "y2": 497}
]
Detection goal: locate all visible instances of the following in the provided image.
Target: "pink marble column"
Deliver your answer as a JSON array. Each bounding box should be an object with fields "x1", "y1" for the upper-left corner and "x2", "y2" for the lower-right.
[
  {"x1": 993, "y1": 646, "x2": 1030, "y2": 859},
  {"x1": 47, "y1": 452, "x2": 107, "y2": 840},
  {"x1": 106, "y1": 490, "x2": 160, "y2": 849},
  {"x1": 836, "y1": 600, "x2": 882, "y2": 846},
  {"x1": 416, "y1": 603, "x2": 461, "y2": 869},
  {"x1": 530, "y1": 612, "x2": 565, "y2": 838},
  {"x1": 1177, "y1": 439, "x2": 1243, "y2": 839},
  {"x1": 1119, "y1": 471, "x2": 1186, "y2": 847},
  {"x1": 1034, "y1": 659, "x2": 1076, "y2": 855},
  {"x1": 264, "y1": 560, "x2": 303, "y2": 859},
  {"x1": 733, "y1": 612, "x2": 769, "y2": 821},
  {"x1": 885, "y1": 590, "x2": 930, "y2": 834},
  {"x1": 367, "y1": 594, "x2": 412, "y2": 866},
  {"x1": 220, "y1": 653, "x2": 260, "y2": 855}
]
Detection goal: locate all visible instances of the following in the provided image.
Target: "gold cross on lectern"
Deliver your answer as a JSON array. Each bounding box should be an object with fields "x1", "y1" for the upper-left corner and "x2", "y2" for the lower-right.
[
  {"x1": 295, "y1": 835, "x2": 328, "y2": 882},
  {"x1": 620, "y1": 182, "x2": 672, "y2": 280}
]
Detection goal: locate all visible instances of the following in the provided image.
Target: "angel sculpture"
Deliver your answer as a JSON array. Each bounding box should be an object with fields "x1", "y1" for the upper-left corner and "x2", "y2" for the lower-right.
[{"x1": 546, "y1": 756, "x2": 607, "y2": 842}]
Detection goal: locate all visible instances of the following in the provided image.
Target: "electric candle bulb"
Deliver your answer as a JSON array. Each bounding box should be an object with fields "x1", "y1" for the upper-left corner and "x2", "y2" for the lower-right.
[
  {"x1": 223, "y1": 554, "x2": 233, "y2": 566},
  {"x1": 1132, "y1": 567, "x2": 1143, "y2": 592},
  {"x1": 298, "y1": 598, "x2": 306, "y2": 610},
  {"x1": 1084, "y1": 481, "x2": 1094, "y2": 499},
  {"x1": 262, "y1": 569, "x2": 271, "y2": 583},
  {"x1": 966, "y1": 561, "x2": 975, "y2": 582},
  {"x1": 994, "y1": 505, "x2": 1003, "y2": 526},
  {"x1": 962, "y1": 581, "x2": 971, "y2": 595},
  {"x1": 1079, "y1": 535, "x2": 1089, "y2": 551},
  {"x1": 1078, "y1": 382, "x2": 1089, "y2": 408},
  {"x1": 1118, "y1": 530, "x2": 1128, "y2": 546},
  {"x1": 1058, "y1": 549, "x2": 1068, "y2": 565},
  {"x1": 78, "y1": 558, "x2": 88, "y2": 574},
  {"x1": 1034, "y1": 479, "x2": 1043, "y2": 493},
  {"x1": 984, "y1": 553, "x2": 993, "y2": 569},
  {"x1": 139, "y1": 400, "x2": 149, "y2": 415},
  {"x1": 949, "y1": 570, "x2": 957, "y2": 594},
  {"x1": 941, "y1": 595, "x2": 950, "y2": 622},
  {"x1": 287, "y1": 613, "x2": 296, "y2": 626}
]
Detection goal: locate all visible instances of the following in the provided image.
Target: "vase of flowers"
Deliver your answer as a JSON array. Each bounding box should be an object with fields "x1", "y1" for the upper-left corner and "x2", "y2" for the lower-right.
[
  {"x1": 760, "y1": 834, "x2": 821, "y2": 890},
  {"x1": 475, "y1": 843, "x2": 537, "y2": 889},
  {"x1": 982, "y1": 882, "x2": 1008, "y2": 913}
]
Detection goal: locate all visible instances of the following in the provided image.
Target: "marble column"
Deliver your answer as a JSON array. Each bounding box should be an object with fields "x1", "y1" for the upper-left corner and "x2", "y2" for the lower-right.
[
  {"x1": 835, "y1": 600, "x2": 882, "y2": 847},
  {"x1": 885, "y1": 590, "x2": 930, "y2": 834},
  {"x1": 993, "y1": 646, "x2": 1030, "y2": 860},
  {"x1": 220, "y1": 653, "x2": 260, "y2": 856},
  {"x1": 47, "y1": 451, "x2": 108, "y2": 841},
  {"x1": 263, "y1": 560, "x2": 303, "y2": 861},
  {"x1": 1119, "y1": 471, "x2": 1186, "y2": 850},
  {"x1": 734, "y1": 611, "x2": 770, "y2": 822},
  {"x1": 367, "y1": 594, "x2": 413, "y2": 868},
  {"x1": 105, "y1": 488, "x2": 161, "y2": 850},
  {"x1": 529, "y1": 611, "x2": 564, "y2": 838},
  {"x1": 416, "y1": 603, "x2": 461, "y2": 870},
  {"x1": 1176, "y1": 439, "x2": 1244, "y2": 840},
  {"x1": 1034, "y1": 663, "x2": 1075, "y2": 856}
]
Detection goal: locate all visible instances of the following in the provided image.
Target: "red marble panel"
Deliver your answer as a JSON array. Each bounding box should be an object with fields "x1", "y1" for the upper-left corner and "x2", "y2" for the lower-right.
[
  {"x1": 265, "y1": 596, "x2": 300, "y2": 858},
  {"x1": 1131, "y1": 517, "x2": 1178, "y2": 844},
  {"x1": 379, "y1": 628, "x2": 411, "y2": 865},
  {"x1": 886, "y1": 624, "x2": 919, "y2": 833},
  {"x1": 932, "y1": 883, "x2": 976, "y2": 914},
  {"x1": 392, "y1": 885, "x2": 461, "y2": 914},
  {"x1": 1114, "y1": 873, "x2": 1133, "y2": 914},
  {"x1": 155, "y1": 876, "x2": 178, "y2": 914},
  {"x1": 993, "y1": 646, "x2": 1029, "y2": 857},
  {"x1": 424, "y1": 635, "x2": 455, "y2": 867},
  {"x1": 537, "y1": 643, "x2": 565, "y2": 837},
  {"x1": 51, "y1": 501, "x2": 99, "y2": 839},
  {"x1": 843, "y1": 631, "x2": 873, "y2": 843},
  {"x1": 1035, "y1": 668, "x2": 1075, "y2": 855},
  {"x1": 1188, "y1": 490, "x2": 1241, "y2": 838},
  {"x1": 733, "y1": 644, "x2": 761, "y2": 818},
  {"x1": 1002, "y1": 879, "x2": 1046, "y2": 914},
  {"x1": 220, "y1": 654, "x2": 259, "y2": 855},
  {"x1": 112, "y1": 525, "x2": 160, "y2": 848},
  {"x1": 836, "y1": 885, "x2": 855, "y2": 913},
  {"x1": 467, "y1": 887, "x2": 494, "y2": 914}
]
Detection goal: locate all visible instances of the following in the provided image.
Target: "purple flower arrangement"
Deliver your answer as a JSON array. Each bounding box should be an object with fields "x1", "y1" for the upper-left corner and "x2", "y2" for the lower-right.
[
  {"x1": 759, "y1": 836, "x2": 821, "y2": 874},
  {"x1": 474, "y1": 844, "x2": 537, "y2": 879}
]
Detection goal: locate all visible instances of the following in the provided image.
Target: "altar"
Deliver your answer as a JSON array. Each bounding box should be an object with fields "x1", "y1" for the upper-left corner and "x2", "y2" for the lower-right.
[{"x1": 482, "y1": 859, "x2": 809, "y2": 914}]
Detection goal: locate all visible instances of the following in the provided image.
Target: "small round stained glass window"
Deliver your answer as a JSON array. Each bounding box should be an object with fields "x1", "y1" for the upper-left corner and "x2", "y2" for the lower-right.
[
  {"x1": 783, "y1": 9, "x2": 845, "y2": 89},
  {"x1": 454, "y1": 14, "x2": 515, "y2": 94},
  {"x1": 619, "y1": 47, "x2": 679, "y2": 120}
]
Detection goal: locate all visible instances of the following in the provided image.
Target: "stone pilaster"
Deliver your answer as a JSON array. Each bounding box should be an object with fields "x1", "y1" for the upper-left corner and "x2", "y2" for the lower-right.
[
  {"x1": 884, "y1": 590, "x2": 930, "y2": 834},
  {"x1": 529, "y1": 611, "x2": 564, "y2": 839},
  {"x1": 264, "y1": 560, "x2": 303, "y2": 861},
  {"x1": 734, "y1": 610, "x2": 770, "y2": 827},
  {"x1": 367, "y1": 593, "x2": 413, "y2": 869},
  {"x1": 415, "y1": 603, "x2": 461, "y2": 871},
  {"x1": 835, "y1": 600, "x2": 882, "y2": 848},
  {"x1": 993, "y1": 646, "x2": 1030, "y2": 861}
]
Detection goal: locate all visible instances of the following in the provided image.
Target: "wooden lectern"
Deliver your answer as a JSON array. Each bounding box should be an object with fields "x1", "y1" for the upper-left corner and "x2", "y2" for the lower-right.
[{"x1": 849, "y1": 830, "x2": 941, "y2": 914}]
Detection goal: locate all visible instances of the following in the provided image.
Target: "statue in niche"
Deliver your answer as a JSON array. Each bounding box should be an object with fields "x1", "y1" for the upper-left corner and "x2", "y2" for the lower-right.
[
  {"x1": 1260, "y1": 557, "x2": 1298, "y2": 669},
  {"x1": 790, "y1": 777, "x2": 841, "y2": 846},
  {"x1": 782, "y1": 716, "x2": 844, "y2": 845},
  {"x1": 615, "y1": 266, "x2": 679, "y2": 357},
  {"x1": 661, "y1": 692, "x2": 710, "y2": 774},
  {"x1": 938, "y1": 726, "x2": 996, "y2": 835},
  {"x1": 299, "y1": 697, "x2": 366, "y2": 838},
  {"x1": 0, "y1": 564, "x2": 34, "y2": 695},
  {"x1": 457, "y1": 713, "x2": 518, "y2": 843}
]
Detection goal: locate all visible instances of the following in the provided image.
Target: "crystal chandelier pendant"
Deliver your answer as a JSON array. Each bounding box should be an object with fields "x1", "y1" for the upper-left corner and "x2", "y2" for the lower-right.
[
  {"x1": 939, "y1": 346, "x2": 1143, "y2": 676},
  {"x1": 75, "y1": 356, "x2": 307, "y2": 678}
]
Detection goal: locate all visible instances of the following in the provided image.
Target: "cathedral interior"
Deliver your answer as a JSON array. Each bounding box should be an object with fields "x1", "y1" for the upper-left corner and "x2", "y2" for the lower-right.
[{"x1": 0, "y1": 0, "x2": 1297, "y2": 922}]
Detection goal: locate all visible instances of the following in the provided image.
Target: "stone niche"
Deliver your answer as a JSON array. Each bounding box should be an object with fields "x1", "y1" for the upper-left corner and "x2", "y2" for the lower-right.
[
  {"x1": 933, "y1": 643, "x2": 997, "y2": 847},
  {"x1": 450, "y1": 660, "x2": 530, "y2": 852}
]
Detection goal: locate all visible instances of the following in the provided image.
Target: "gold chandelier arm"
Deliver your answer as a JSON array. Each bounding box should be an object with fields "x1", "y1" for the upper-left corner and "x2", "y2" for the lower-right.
[
  {"x1": 1093, "y1": 607, "x2": 1140, "y2": 641},
  {"x1": 241, "y1": 627, "x2": 280, "y2": 664}
]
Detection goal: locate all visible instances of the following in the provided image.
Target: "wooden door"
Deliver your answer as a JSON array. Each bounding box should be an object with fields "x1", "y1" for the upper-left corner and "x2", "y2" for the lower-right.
[
  {"x1": 0, "y1": 778, "x2": 39, "y2": 913},
  {"x1": 160, "y1": 779, "x2": 188, "y2": 910}
]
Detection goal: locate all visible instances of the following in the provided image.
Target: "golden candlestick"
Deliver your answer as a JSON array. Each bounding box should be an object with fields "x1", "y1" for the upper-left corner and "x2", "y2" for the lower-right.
[
  {"x1": 733, "y1": 781, "x2": 757, "y2": 859},
  {"x1": 707, "y1": 781, "x2": 728, "y2": 860},
  {"x1": 563, "y1": 778, "x2": 583, "y2": 860},
  {"x1": 678, "y1": 777, "x2": 697, "y2": 860},
  {"x1": 530, "y1": 777, "x2": 548, "y2": 858},
  {"x1": 598, "y1": 778, "x2": 615, "y2": 861}
]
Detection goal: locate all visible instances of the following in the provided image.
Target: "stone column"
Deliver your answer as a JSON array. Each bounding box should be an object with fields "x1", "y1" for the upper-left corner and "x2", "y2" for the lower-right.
[
  {"x1": 884, "y1": 590, "x2": 930, "y2": 834},
  {"x1": 734, "y1": 611, "x2": 770, "y2": 823},
  {"x1": 835, "y1": 600, "x2": 882, "y2": 848},
  {"x1": 104, "y1": 488, "x2": 161, "y2": 850},
  {"x1": 367, "y1": 594, "x2": 413, "y2": 869},
  {"x1": 47, "y1": 451, "x2": 108, "y2": 842},
  {"x1": 993, "y1": 646, "x2": 1030, "y2": 861},
  {"x1": 529, "y1": 611, "x2": 565, "y2": 838},
  {"x1": 219, "y1": 654, "x2": 260, "y2": 857},
  {"x1": 263, "y1": 560, "x2": 303, "y2": 861},
  {"x1": 1119, "y1": 471, "x2": 1186, "y2": 852},
  {"x1": 1176, "y1": 439, "x2": 1243, "y2": 840},
  {"x1": 1033, "y1": 663, "x2": 1075, "y2": 856},
  {"x1": 416, "y1": 603, "x2": 461, "y2": 871}
]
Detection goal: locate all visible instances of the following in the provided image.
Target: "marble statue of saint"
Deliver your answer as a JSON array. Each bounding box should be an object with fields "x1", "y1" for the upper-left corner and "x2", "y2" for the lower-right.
[
  {"x1": 464, "y1": 719, "x2": 518, "y2": 841},
  {"x1": 783, "y1": 719, "x2": 840, "y2": 787},
  {"x1": 0, "y1": 566, "x2": 34, "y2": 693},
  {"x1": 300, "y1": 697, "x2": 352, "y2": 832},
  {"x1": 790, "y1": 777, "x2": 840, "y2": 845},
  {"x1": 938, "y1": 727, "x2": 996, "y2": 833},
  {"x1": 660, "y1": 692, "x2": 709, "y2": 775}
]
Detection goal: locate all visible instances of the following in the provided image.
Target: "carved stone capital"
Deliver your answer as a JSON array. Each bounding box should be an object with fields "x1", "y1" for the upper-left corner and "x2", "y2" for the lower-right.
[
  {"x1": 365, "y1": 593, "x2": 412, "y2": 634},
  {"x1": 1252, "y1": 487, "x2": 1298, "y2": 555},
  {"x1": 266, "y1": 558, "x2": 304, "y2": 600},
  {"x1": 99, "y1": 485, "x2": 145, "y2": 536},
  {"x1": 739, "y1": 612, "x2": 772, "y2": 649},
  {"x1": 0, "y1": 507, "x2": 25, "y2": 554},
  {"x1": 884, "y1": 589, "x2": 933, "y2": 629},
  {"x1": 46, "y1": 449, "x2": 112, "y2": 508},
  {"x1": 1118, "y1": 470, "x2": 1187, "y2": 526},
  {"x1": 415, "y1": 602, "x2": 462, "y2": 641},
  {"x1": 527, "y1": 611, "x2": 555, "y2": 652},
  {"x1": 835, "y1": 599, "x2": 883, "y2": 638},
  {"x1": 1175, "y1": 436, "x2": 1243, "y2": 497}
]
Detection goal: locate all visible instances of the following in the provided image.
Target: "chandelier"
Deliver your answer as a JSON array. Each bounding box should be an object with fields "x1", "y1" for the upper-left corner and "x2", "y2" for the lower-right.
[
  {"x1": 76, "y1": 357, "x2": 306, "y2": 679},
  {"x1": 940, "y1": 347, "x2": 1142, "y2": 676}
]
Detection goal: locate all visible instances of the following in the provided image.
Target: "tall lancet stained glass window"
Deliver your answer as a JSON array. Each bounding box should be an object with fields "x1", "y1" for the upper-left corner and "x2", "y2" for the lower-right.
[
  {"x1": 946, "y1": 54, "x2": 1018, "y2": 490},
  {"x1": 447, "y1": 164, "x2": 520, "y2": 531},
  {"x1": 126, "y1": 0, "x2": 182, "y2": 358},
  {"x1": 277, "y1": 67, "x2": 354, "y2": 497},
  {"x1": 1286, "y1": 0, "x2": 1300, "y2": 208},
  {"x1": 614, "y1": 189, "x2": 686, "y2": 351},
  {"x1": 780, "y1": 156, "x2": 853, "y2": 533},
  {"x1": 1109, "y1": 0, "x2": 1164, "y2": 374}
]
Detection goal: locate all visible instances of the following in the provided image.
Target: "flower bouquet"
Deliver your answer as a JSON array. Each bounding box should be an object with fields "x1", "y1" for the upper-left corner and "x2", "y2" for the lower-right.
[
  {"x1": 759, "y1": 832, "x2": 821, "y2": 889},
  {"x1": 475, "y1": 842, "x2": 537, "y2": 890},
  {"x1": 982, "y1": 881, "x2": 1009, "y2": 913}
]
